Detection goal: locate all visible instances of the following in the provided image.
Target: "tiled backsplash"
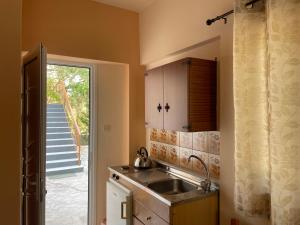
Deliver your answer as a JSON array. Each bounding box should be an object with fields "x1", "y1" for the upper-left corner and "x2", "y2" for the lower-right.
[{"x1": 146, "y1": 128, "x2": 220, "y2": 179}]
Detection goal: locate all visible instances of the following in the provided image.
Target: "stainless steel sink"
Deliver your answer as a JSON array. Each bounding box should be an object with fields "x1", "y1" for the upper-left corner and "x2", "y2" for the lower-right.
[{"x1": 147, "y1": 179, "x2": 198, "y2": 195}]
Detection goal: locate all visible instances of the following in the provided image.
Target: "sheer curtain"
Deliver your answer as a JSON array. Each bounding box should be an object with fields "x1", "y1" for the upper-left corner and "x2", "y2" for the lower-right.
[{"x1": 234, "y1": 0, "x2": 300, "y2": 224}]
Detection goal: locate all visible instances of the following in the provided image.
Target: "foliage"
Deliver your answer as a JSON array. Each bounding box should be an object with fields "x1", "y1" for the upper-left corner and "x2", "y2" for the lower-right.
[{"x1": 47, "y1": 65, "x2": 90, "y2": 144}]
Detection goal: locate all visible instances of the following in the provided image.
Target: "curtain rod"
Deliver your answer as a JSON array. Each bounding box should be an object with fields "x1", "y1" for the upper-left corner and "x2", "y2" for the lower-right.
[{"x1": 206, "y1": 0, "x2": 262, "y2": 26}]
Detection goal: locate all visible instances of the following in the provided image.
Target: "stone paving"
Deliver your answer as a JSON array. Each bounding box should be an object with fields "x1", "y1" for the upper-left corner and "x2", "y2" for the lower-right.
[{"x1": 46, "y1": 146, "x2": 89, "y2": 225}]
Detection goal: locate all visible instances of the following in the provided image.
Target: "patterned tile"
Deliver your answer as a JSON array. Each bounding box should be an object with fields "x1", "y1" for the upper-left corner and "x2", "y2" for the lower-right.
[
  {"x1": 193, "y1": 132, "x2": 208, "y2": 152},
  {"x1": 159, "y1": 129, "x2": 168, "y2": 144},
  {"x1": 209, "y1": 154, "x2": 220, "y2": 179},
  {"x1": 150, "y1": 129, "x2": 159, "y2": 142},
  {"x1": 208, "y1": 131, "x2": 220, "y2": 155},
  {"x1": 179, "y1": 147, "x2": 193, "y2": 169},
  {"x1": 168, "y1": 130, "x2": 180, "y2": 146},
  {"x1": 149, "y1": 142, "x2": 159, "y2": 159},
  {"x1": 159, "y1": 143, "x2": 168, "y2": 161},
  {"x1": 180, "y1": 132, "x2": 193, "y2": 149},
  {"x1": 148, "y1": 129, "x2": 221, "y2": 181},
  {"x1": 167, "y1": 145, "x2": 180, "y2": 165},
  {"x1": 191, "y1": 150, "x2": 209, "y2": 177}
]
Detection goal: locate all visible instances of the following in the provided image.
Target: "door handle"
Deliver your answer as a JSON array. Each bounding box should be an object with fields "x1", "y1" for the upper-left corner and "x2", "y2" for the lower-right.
[
  {"x1": 165, "y1": 103, "x2": 170, "y2": 112},
  {"x1": 157, "y1": 103, "x2": 162, "y2": 112},
  {"x1": 121, "y1": 201, "x2": 127, "y2": 219}
]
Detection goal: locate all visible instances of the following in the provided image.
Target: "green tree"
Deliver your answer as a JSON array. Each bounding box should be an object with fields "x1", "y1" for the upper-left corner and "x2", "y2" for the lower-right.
[{"x1": 47, "y1": 64, "x2": 90, "y2": 144}]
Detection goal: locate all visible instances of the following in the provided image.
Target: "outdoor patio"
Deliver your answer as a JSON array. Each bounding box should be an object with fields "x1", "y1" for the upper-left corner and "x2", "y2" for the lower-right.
[{"x1": 46, "y1": 146, "x2": 89, "y2": 225}]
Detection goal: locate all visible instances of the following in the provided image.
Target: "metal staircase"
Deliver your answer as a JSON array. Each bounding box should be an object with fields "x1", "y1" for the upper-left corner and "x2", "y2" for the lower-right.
[{"x1": 46, "y1": 104, "x2": 84, "y2": 175}]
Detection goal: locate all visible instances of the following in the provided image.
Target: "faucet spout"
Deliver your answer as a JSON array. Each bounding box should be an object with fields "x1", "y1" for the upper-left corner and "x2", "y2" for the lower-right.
[{"x1": 188, "y1": 155, "x2": 211, "y2": 192}]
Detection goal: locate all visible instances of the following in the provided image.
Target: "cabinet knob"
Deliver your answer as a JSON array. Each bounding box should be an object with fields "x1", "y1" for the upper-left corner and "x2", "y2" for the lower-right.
[
  {"x1": 157, "y1": 103, "x2": 162, "y2": 112},
  {"x1": 182, "y1": 125, "x2": 191, "y2": 130},
  {"x1": 165, "y1": 103, "x2": 170, "y2": 112}
]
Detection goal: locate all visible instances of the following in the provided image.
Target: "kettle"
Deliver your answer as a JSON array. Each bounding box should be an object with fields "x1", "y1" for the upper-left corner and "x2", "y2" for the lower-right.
[{"x1": 134, "y1": 147, "x2": 152, "y2": 169}]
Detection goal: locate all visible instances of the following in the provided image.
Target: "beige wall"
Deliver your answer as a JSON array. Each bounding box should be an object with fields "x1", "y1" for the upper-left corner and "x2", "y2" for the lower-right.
[
  {"x1": 0, "y1": 0, "x2": 22, "y2": 224},
  {"x1": 140, "y1": 0, "x2": 232, "y2": 65},
  {"x1": 96, "y1": 63, "x2": 130, "y2": 223},
  {"x1": 140, "y1": 1, "x2": 269, "y2": 225},
  {"x1": 22, "y1": 0, "x2": 146, "y2": 164}
]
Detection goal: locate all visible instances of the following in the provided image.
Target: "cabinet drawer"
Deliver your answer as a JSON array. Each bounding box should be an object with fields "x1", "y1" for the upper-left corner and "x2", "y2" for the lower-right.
[
  {"x1": 133, "y1": 200, "x2": 169, "y2": 225},
  {"x1": 133, "y1": 216, "x2": 144, "y2": 225}
]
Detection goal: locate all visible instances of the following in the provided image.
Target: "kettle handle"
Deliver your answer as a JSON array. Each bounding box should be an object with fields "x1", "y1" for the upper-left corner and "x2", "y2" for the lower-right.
[{"x1": 139, "y1": 147, "x2": 148, "y2": 158}]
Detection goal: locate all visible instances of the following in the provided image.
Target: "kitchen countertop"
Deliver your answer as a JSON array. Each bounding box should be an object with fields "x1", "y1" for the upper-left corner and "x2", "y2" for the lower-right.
[{"x1": 108, "y1": 165, "x2": 218, "y2": 206}]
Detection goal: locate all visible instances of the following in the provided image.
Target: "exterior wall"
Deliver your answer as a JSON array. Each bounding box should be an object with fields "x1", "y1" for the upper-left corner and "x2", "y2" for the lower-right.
[
  {"x1": 140, "y1": 1, "x2": 269, "y2": 225},
  {"x1": 22, "y1": 0, "x2": 146, "y2": 165},
  {"x1": 0, "y1": 0, "x2": 22, "y2": 224}
]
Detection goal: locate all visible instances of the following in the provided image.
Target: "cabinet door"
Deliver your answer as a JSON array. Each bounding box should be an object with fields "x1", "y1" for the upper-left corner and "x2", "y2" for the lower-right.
[
  {"x1": 145, "y1": 67, "x2": 164, "y2": 129},
  {"x1": 163, "y1": 62, "x2": 188, "y2": 131}
]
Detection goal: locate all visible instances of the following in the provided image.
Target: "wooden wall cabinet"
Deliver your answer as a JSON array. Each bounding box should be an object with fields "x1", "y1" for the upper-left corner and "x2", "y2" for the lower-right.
[{"x1": 145, "y1": 58, "x2": 217, "y2": 132}]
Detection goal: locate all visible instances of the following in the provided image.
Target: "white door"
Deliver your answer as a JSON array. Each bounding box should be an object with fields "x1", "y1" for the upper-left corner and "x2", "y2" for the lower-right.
[
  {"x1": 163, "y1": 62, "x2": 188, "y2": 131},
  {"x1": 145, "y1": 67, "x2": 164, "y2": 129},
  {"x1": 22, "y1": 43, "x2": 47, "y2": 225},
  {"x1": 107, "y1": 179, "x2": 132, "y2": 225}
]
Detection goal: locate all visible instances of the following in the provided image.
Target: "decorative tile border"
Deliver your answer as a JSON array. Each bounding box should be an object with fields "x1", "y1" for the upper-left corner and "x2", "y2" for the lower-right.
[{"x1": 147, "y1": 128, "x2": 221, "y2": 179}]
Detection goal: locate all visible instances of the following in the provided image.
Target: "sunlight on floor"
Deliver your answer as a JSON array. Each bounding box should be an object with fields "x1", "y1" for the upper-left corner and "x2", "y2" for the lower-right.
[{"x1": 46, "y1": 146, "x2": 89, "y2": 225}]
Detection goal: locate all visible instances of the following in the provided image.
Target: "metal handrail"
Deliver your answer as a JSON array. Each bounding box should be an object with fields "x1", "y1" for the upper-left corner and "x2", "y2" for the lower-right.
[{"x1": 57, "y1": 81, "x2": 81, "y2": 164}]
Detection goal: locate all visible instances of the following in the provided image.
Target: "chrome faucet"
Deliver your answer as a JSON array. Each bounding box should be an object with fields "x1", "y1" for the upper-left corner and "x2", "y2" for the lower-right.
[{"x1": 188, "y1": 155, "x2": 211, "y2": 192}]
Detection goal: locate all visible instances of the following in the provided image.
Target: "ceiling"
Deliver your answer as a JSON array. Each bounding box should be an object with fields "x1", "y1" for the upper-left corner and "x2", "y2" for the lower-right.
[{"x1": 92, "y1": 0, "x2": 156, "y2": 12}]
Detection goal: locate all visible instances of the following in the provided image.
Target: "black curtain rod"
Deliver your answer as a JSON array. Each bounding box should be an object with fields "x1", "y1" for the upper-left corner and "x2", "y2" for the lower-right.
[{"x1": 206, "y1": 0, "x2": 262, "y2": 26}]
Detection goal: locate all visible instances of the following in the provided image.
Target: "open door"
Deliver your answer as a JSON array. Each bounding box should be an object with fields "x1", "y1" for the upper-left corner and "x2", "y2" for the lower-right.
[{"x1": 22, "y1": 43, "x2": 47, "y2": 225}]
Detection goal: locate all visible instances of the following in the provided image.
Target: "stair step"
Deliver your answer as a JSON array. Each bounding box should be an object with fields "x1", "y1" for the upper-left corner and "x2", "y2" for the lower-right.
[
  {"x1": 46, "y1": 104, "x2": 83, "y2": 175},
  {"x1": 46, "y1": 158, "x2": 79, "y2": 169},
  {"x1": 47, "y1": 117, "x2": 67, "y2": 122},
  {"x1": 47, "y1": 132, "x2": 72, "y2": 139},
  {"x1": 47, "y1": 108, "x2": 65, "y2": 113},
  {"x1": 47, "y1": 122, "x2": 69, "y2": 128},
  {"x1": 46, "y1": 165, "x2": 84, "y2": 176},
  {"x1": 47, "y1": 127, "x2": 70, "y2": 133},
  {"x1": 46, "y1": 144, "x2": 76, "y2": 153},
  {"x1": 47, "y1": 104, "x2": 64, "y2": 109},
  {"x1": 46, "y1": 138, "x2": 74, "y2": 146},
  {"x1": 47, "y1": 112, "x2": 66, "y2": 117},
  {"x1": 46, "y1": 151, "x2": 78, "y2": 160}
]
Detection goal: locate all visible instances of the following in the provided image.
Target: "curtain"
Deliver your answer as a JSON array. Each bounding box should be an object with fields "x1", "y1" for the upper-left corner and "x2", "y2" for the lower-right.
[{"x1": 234, "y1": 0, "x2": 300, "y2": 224}]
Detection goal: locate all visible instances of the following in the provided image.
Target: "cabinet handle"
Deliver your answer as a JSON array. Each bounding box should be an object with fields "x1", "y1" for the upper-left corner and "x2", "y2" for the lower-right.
[
  {"x1": 182, "y1": 125, "x2": 191, "y2": 130},
  {"x1": 146, "y1": 216, "x2": 151, "y2": 221},
  {"x1": 164, "y1": 103, "x2": 170, "y2": 112},
  {"x1": 121, "y1": 202, "x2": 127, "y2": 219},
  {"x1": 157, "y1": 103, "x2": 162, "y2": 112}
]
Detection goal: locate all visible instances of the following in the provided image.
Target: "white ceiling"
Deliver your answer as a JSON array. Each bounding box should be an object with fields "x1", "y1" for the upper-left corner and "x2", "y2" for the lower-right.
[{"x1": 92, "y1": 0, "x2": 156, "y2": 12}]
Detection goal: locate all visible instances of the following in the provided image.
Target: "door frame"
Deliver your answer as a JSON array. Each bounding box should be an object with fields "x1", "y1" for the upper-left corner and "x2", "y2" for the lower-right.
[{"x1": 47, "y1": 56, "x2": 97, "y2": 225}]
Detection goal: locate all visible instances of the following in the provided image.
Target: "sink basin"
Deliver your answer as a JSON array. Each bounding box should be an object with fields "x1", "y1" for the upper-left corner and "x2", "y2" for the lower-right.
[{"x1": 147, "y1": 179, "x2": 198, "y2": 195}]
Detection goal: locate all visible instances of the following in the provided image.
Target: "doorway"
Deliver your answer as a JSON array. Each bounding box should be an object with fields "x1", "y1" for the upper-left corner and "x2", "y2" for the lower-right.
[{"x1": 45, "y1": 63, "x2": 91, "y2": 225}]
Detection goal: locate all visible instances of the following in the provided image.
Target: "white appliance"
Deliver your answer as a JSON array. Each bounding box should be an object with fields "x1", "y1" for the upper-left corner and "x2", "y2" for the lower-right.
[{"x1": 107, "y1": 178, "x2": 133, "y2": 225}]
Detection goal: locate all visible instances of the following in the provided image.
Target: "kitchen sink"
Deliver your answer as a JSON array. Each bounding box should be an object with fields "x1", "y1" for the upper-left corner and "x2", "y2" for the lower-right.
[{"x1": 147, "y1": 179, "x2": 198, "y2": 195}]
